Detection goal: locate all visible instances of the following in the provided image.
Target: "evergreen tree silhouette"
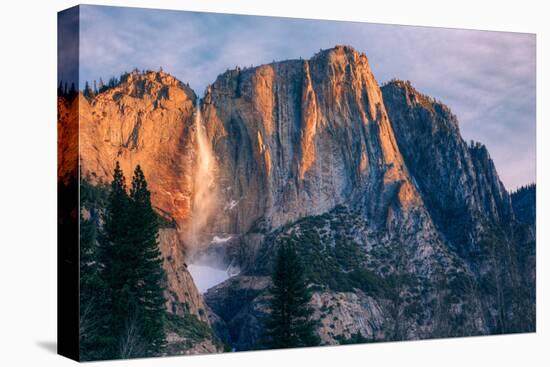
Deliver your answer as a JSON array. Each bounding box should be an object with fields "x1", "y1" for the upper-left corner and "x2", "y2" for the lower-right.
[
  {"x1": 263, "y1": 240, "x2": 320, "y2": 349},
  {"x1": 79, "y1": 211, "x2": 108, "y2": 360},
  {"x1": 96, "y1": 161, "x2": 132, "y2": 358},
  {"x1": 128, "y1": 165, "x2": 167, "y2": 355},
  {"x1": 83, "y1": 81, "x2": 93, "y2": 99}
]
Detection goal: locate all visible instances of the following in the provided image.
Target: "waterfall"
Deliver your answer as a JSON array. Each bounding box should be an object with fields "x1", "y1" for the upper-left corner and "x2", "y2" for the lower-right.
[
  {"x1": 185, "y1": 100, "x2": 238, "y2": 292},
  {"x1": 186, "y1": 99, "x2": 217, "y2": 249}
]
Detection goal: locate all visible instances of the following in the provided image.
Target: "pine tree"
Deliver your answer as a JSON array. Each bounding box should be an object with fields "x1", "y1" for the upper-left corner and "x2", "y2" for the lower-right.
[
  {"x1": 127, "y1": 165, "x2": 167, "y2": 355},
  {"x1": 79, "y1": 211, "x2": 109, "y2": 360},
  {"x1": 263, "y1": 240, "x2": 320, "y2": 349},
  {"x1": 98, "y1": 77, "x2": 105, "y2": 93},
  {"x1": 96, "y1": 161, "x2": 133, "y2": 358},
  {"x1": 58, "y1": 80, "x2": 64, "y2": 96},
  {"x1": 83, "y1": 81, "x2": 92, "y2": 98},
  {"x1": 69, "y1": 82, "x2": 77, "y2": 99},
  {"x1": 86, "y1": 163, "x2": 167, "y2": 359}
]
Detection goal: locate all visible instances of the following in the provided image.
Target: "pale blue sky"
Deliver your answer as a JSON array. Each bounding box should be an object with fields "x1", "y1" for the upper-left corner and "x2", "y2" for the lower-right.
[{"x1": 75, "y1": 5, "x2": 536, "y2": 190}]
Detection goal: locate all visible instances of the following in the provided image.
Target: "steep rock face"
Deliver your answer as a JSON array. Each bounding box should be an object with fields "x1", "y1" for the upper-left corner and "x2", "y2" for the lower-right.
[
  {"x1": 205, "y1": 204, "x2": 492, "y2": 350},
  {"x1": 253, "y1": 206, "x2": 488, "y2": 343},
  {"x1": 159, "y1": 229, "x2": 209, "y2": 322},
  {"x1": 58, "y1": 95, "x2": 79, "y2": 186},
  {"x1": 381, "y1": 80, "x2": 513, "y2": 256},
  {"x1": 79, "y1": 70, "x2": 197, "y2": 226},
  {"x1": 202, "y1": 46, "x2": 420, "y2": 235},
  {"x1": 311, "y1": 290, "x2": 387, "y2": 344},
  {"x1": 378, "y1": 81, "x2": 534, "y2": 334},
  {"x1": 159, "y1": 230, "x2": 225, "y2": 354}
]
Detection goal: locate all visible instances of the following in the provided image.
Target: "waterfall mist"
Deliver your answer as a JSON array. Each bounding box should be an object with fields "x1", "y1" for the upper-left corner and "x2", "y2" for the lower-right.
[
  {"x1": 185, "y1": 100, "x2": 219, "y2": 252},
  {"x1": 184, "y1": 100, "x2": 238, "y2": 291}
]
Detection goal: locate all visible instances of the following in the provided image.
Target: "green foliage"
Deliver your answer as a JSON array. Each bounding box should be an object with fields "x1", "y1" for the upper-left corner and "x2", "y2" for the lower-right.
[
  {"x1": 272, "y1": 214, "x2": 393, "y2": 298},
  {"x1": 164, "y1": 312, "x2": 228, "y2": 353},
  {"x1": 510, "y1": 183, "x2": 536, "y2": 197},
  {"x1": 93, "y1": 161, "x2": 133, "y2": 359},
  {"x1": 80, "y1": 178, "x2": 109, "y2": 205},
  {"x1": 165, "y1": 313, "x2": 215, "y2": 343},
  {"x1": 510, "y1": 183, "x2": 536, "y2": 225},
  {"x1": 127, "y1": 165, "x2": 167, "y2": 355},
  {"x1": 262, "y1": 241, "x2": 321, "y2": 349},
  {"x1": 79, "y1": 214, "x2": 108, "y2": 360},
  {"x1": 81, "y1": 162, "x2": 167, "y2": 360},
  {"x1": 336, "y1": 332, "x2": 371, "y2": 345}
]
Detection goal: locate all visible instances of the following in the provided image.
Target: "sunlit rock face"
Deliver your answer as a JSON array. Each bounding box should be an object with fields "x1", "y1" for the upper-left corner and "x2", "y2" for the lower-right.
[
  {"x1": 203, "y1": 45, "x2": 421, "y2": 235},
  {"x1": 58, "y1": 95, "x2": 79, "y2": 186},
  {"x1": 79, "y1": 70, "x2": 197, "y2": 227}
]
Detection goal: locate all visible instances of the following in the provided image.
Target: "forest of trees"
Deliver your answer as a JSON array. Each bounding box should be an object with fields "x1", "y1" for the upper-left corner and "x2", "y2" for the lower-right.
[
  {"x1": 510, "y1": 183, "x2": 536, "y2": 225},
  {"x1": 82, "y1": 76, "x2": 124, "y2": 99},
  {"x1": 59, "y1": 72, "x2": 129, "y2": 101},
  {"x1": 57, "y1": 80, "x2": 78, "y2": 100},
  {"x1": 80, "y1": 163, "x2": 166, "y2": 360}
]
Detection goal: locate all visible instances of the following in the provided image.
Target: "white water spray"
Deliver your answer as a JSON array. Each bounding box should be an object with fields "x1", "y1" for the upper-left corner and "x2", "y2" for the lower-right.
[
  {"x1": 185, "y1": 100, "x2": 237, "y2": 293},
  {"x1": 186, "y1": 100, "x2": 218, "y2": 249}
]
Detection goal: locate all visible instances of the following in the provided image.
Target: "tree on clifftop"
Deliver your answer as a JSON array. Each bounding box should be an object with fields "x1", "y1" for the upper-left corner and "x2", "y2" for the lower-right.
[{"x1": 262, "y1": 240, "x2": 320, "y2": 349}]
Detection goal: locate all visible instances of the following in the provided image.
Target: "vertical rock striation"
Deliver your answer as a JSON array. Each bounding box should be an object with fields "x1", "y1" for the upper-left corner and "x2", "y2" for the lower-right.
[
  {"x1": 382, "y1": 80, "x2": 513, "y2": 257},
  {"x1": 202, "y1": 46, "x2": 421, "y2": 236}
]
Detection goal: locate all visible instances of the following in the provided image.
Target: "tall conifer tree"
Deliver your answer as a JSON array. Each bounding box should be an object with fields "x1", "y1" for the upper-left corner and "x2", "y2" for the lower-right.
[
  {"x1": 128, "y1": 165, "x2": 167, "y2": 355},
  {"x1": 97, "y1": 161, "x2": 132, "y2": 358},
  {"x1": 79, "y1": 213, "x2": 106, "y2": 360},
  {"x1": 263, "y1": 240, "x2": 320, "y2": 349},
  {"x1": 89, "y1": 163, "x2": 167, "y2": 359}
]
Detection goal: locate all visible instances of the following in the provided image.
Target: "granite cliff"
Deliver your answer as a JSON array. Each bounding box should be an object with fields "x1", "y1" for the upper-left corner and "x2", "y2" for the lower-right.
[{"x1": 69, "y1": 45, "x2": 535, "y2": 353}]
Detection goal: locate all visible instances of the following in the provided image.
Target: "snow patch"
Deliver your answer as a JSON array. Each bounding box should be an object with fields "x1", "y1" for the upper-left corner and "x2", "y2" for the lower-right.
[
  {"x1": 224, "y1": 199, "x2": 239, "y2": 210},
  {"x1": 211, "y1": 235, "x2": 232, "y2": 244}
]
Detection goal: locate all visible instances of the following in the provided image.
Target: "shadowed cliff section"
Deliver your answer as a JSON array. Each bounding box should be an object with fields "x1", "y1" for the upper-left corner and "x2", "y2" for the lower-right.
[
  {"x1": 381, "y1": 80, "x2": 534, "y2": 334},
  {"x1": 381, "y1": 80, "x2": 513, "y2": 257}
]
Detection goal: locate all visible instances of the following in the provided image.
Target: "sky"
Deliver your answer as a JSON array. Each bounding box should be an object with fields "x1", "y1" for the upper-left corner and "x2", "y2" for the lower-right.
[{"x1": 74, "y1": 5, "x2": 536, "y2": 190}]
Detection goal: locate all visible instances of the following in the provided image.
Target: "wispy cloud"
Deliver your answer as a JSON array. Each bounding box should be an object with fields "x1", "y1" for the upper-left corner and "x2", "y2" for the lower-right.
[{"x1": 78, "y1": 5, "x2": 536, "y2": 190}]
